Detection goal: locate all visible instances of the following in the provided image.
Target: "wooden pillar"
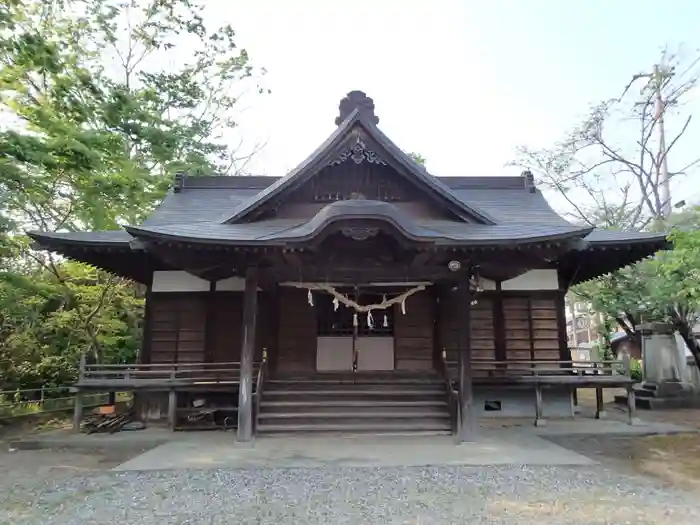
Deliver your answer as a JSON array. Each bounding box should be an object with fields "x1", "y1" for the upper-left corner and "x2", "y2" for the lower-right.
[
  {"x1": 237, "y1": 267, "x2": 259, "y2": 442},
  {"x1": 534, "y1": 383, "x2": 546, "y2": 426},
  {"x1": 168, "y1": 389, "x2": 177, "y2": 431},
  {"x1": 626, "y1": 385, "x2": 638, "y2": 425},
  {"x1": 431, "y1": 285, "x2": 442, "y2": 369},
  {"x1": 204, "y1": 281, "x2": 217, "y2": 362},
  {"x1": 595, "y1": 387, "x2": 606, "y2": 419},
  {"x1": 73, "y1": 353, "x2": 86, "y2": 433},
  {"x1": 72, "y1": 391, "x2": 83, "y2": 433},
  {"x1": 456, "y1": 275, "x2": 476, "y2": 443}
]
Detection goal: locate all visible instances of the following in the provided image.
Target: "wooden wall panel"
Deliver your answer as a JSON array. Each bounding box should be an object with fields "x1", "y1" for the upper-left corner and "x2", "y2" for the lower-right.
[
  {"x1": 394, "y1": 290, "x2": 434, "y2": 370},
  {"x1": 212, "y1": 293, "x2": 243, "y2": 363},
  {"x1": 438, "y1": 291, "x2": 496, "y2": 377},
  {"x1": 502, "y1": 294, "x2": 561, "y2": 363},
  {"x1": 148, "y1": 294, "x2": 207, "y2": 364},
  {"x1": 211, "y1": 291, "x2": 273, "y2": 363},
  {"x1": 276, "y1": 288, "x2": 317, "y2": 373}
]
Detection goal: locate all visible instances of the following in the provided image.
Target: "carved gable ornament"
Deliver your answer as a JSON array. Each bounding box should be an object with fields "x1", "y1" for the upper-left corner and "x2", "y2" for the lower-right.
[
  {"x1": 340, "y1": 225, "x2": 380, "y2": 241},
  {"x1": 328, "y1": 136, "x2": 387, "y2": 167}
]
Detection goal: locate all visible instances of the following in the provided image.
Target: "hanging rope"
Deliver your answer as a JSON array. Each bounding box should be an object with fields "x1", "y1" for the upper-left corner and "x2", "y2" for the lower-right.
[{"x1": 288, "y1": 282, "x2": 426, "y2": 314}]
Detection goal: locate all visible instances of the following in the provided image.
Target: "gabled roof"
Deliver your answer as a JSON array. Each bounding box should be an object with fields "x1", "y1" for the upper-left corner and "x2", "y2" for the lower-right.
[
  {"x1": 26, "y1": 90, "x2": 672, "y2": 285},
  {"x1": 124, "y1": 198, "x2": 595, "y2": 246},
  {"x1": 221, "y1": 98, "x2": 496, "y2": 225}
]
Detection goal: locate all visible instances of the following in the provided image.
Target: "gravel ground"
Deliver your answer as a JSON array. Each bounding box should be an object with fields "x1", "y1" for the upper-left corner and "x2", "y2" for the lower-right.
[{"x1": 2, "y1": 464, "x2": 700, "y2": 525}]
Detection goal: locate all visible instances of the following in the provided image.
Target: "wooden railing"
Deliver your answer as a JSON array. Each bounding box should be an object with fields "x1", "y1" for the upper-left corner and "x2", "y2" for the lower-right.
[
  {"x1": 254, "y1": 349, "x2": 269, "y2": 430},
  {"x1": 437, "y1": 350, "x2": 459, "y2": 433},
  {"x1": 77, "y1": 358, "x2": 259, "y2": 388},
  {"x1": 445, "y1": 358, "x2": 632, "y2": 380}
]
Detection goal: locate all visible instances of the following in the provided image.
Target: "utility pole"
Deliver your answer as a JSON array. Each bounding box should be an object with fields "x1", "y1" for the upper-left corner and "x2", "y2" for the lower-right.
[
  {"x1": 652, "y1": 64, "x2": 672, "y2": 218},
  {"x1": 629, "y1": 62, "x2": 674, "y2": 218}
]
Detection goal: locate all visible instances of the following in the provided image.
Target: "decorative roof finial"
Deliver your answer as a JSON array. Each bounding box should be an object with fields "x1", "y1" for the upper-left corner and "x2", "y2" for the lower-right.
[
  {"x1": 335, "y1": 90, "x2": 379, "y2": 125},
  {"x1": 522, "y1": 170, "x2": 536, "y2": 193},
  {"x1": 173, "y1": 172, "x2": 185, "y2": 193}
]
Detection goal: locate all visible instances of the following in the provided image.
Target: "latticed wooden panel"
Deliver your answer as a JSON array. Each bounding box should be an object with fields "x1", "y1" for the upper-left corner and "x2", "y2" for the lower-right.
[
  {"x1": 149, "y1": 295, "x2": 207, "y2": 364},
  {"x1": 439, "y1": 293, "x2": 496, "y2": 377},
  {"x1": 503, "y1": 296, "x2": 561, "y2": 366}
]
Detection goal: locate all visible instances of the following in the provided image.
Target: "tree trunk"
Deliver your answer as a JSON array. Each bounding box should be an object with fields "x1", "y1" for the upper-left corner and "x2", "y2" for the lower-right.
[
  {"x1": 673, "y1": 316, "x2": 700, "y2": 369},
  {"x1": 616, "y1": 313, "x2": 641, "y2": 352}
]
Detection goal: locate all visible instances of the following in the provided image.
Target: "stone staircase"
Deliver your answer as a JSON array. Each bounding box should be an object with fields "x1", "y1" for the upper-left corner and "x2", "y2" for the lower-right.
[
  {"x1": 615, "y1": 381, "x2": 698, "y2": 409},
  {"x1": 256, "y1": 373, "x2": 452, "y2": 435}
]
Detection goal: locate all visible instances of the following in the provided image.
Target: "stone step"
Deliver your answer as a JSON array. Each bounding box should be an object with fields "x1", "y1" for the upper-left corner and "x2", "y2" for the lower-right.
[
  {"x1": 256, "y1": 421, "x2": 453, "y2": 434},
  {"x1": 261, "y1": 399, "x2": 446, "y2": 408},
  {"x1": 260, "y1": 403, "x2": 447, "y2": 416},
  {"x1": 265, "y1": 382, "x2": 445, "y2": 391},
  {"x1": 258, "y1": 411, "x2": 449, "y2": 421},
  {"x1": 264, "y1": 388, "x2": 445, "y2": 395},
  {"x1": 262, "y1": 391, "x2": 446, "y2": 403}
]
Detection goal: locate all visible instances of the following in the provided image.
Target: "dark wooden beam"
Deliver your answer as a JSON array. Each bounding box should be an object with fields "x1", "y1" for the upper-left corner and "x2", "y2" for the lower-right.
[
  {"x1": 410, "y1": 250, "x2": 433, "y2": 268},
  {"x1": 492, "y1": 288, "x2": 506, "y2": 362},
  {"x1": 139, "y1": 286, "x2": 153, "y2": 364},
  {"x1": 237, "y1": 266, "x2": 259, "y2": 442},
  {"x1": 456, "y1": 274, "x2": 476, "y2": 443},
  {"x1": 204, "y1": 281, "x2": 216, "y2": 362},
  {"x1": 260, "y1": 265, "x2": 457, "y2": 285},
  {"x1": 431, "y1": 285, "x2": 442, "y2": 368},
  {"x1": 555, "y1": 291, "x2": 570, "y2": 361},
  {"x1": 269, "y1": 284, "x2": 281, "y2": 376}
]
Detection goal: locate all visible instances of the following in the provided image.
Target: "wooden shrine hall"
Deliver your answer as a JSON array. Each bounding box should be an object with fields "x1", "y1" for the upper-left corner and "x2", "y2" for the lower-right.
[{"x1": 29, "y1": 91, "x2": 668, "y2": 442}]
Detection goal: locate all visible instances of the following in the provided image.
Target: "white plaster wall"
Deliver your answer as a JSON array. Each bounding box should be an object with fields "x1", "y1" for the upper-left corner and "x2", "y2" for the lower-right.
[
  {"x1": 151, "y1": 271, "x2": 210, "y2": 292},
  {"x1": 478, "y1": 277, "x2": 497, "y2": 291},
  {"x1": 501, "y1": 269, "x2": 559, "y2": 291},
  {"x1": 215, "y1": 276, "x2": 247, "y2": 291}
]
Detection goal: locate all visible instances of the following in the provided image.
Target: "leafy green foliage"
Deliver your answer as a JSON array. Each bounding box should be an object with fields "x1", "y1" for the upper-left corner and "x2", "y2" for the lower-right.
[
  {"x1": 573, "y1": 223, "x2": 700, "y2": 367},
  {"x1": 0, "y1": 262, "x2": 144, "y2": 389},
  {"x1": 0, "y1": 0, "x2": 267, "y2": 389},
  {"x1": 408, "y1": 152, "x2": 426, "y2": 166}
]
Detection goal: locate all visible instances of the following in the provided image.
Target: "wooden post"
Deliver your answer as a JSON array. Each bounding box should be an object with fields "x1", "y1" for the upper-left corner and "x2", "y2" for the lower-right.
[
  {"x1": 72, "y1": 390, "x2": 83, "y2": 433},
  {"x1": 534, "y1": 383, "x2": 546, "y2": 426},
  {"x1": 627, "y1": 384, "x2": 638, "y2": 425},
  {"x1": 456, "y1": 275, "x2": 475, "y2": 443},
  {"x1": 168, "y1": 366, "x2": 177, "y2": 431},
  {"x1": 73, "y1": 353, "x2": 86, "y2": 433},
  {"x1": 168, "y1": 389, "x2": 177, "y2": 431},
  {"x1": 237, "y1": 267, "x2": 259, "y2": 442},
  {"x1": 595, "y1": 387, "x2": 606, "y2": 419}
]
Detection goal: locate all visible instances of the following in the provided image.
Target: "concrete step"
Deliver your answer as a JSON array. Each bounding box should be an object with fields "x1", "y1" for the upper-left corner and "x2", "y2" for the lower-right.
[
  {"x1": 259, "y1": 403, "x2": 447, "y2": 416},
  {"x1": 265, "y1": 382, "x2": 445, "y2": 391},
  {"x1": 262, "y1": 391, "x2": 446, "y2": 403},
  {"x1": 258, "y1": 411, "x2": 449, "y2": 420},
  {"x1": 261, "y1": 399, "x2": 446, "y2": 408},
  {"x1": 256, "y1": 421, "x2": 453, "y2": 434}
]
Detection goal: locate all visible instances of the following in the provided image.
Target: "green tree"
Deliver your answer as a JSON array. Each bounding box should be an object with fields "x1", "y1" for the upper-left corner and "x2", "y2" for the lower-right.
[
  {"x1": 0, "y1": 0, "x2": 267, "y2": 388},
  {"x1": 573, "y1": 227, "x2": 700, "y2": 368},
  {"x1": 408, "y1": 152, "x2": 426, "y2": 166}
]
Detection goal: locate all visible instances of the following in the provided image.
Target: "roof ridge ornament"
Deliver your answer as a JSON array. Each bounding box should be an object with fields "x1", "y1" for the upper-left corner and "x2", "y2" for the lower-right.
[
  {"x1": 522, "y1": 170, "x2": 536, "y2": 193},
  {"x1": 328, "y1": 135, "x2": 388, "y2": 166},
  {"x1": 335, "y1": 90, "x2": 379, "y2": 125},
  {"x1": 173, "y1": 172, "x2": 185, "y2": 193}
]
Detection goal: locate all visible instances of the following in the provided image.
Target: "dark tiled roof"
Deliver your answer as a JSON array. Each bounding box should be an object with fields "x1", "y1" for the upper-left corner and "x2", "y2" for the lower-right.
[
  {"x1": 126, "y1": 198, "x2": 596, "y2": 246},
  {"x1": 220, "y1": 110, "x2": 497, "y2": 225},
  {"x1": 27, "y1": 230, "x2": 132, "y2": 245},
  {"x1": 584, "y1": 229, "x2": 668, "y2": 244},
  {"x1": 27, "y1": 179, "x2": 669, "y2": 249}
]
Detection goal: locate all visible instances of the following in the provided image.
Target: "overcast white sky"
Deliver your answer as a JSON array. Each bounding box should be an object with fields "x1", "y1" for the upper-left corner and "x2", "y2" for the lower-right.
[{"x1": 200, "y1": 0, "x2": 700, "y2": 211}]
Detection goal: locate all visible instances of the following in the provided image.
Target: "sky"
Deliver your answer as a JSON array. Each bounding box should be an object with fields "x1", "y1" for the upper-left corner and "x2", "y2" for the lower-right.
[{"x1": 200, "y1": 0, "x2": 700, "y2": 210}]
